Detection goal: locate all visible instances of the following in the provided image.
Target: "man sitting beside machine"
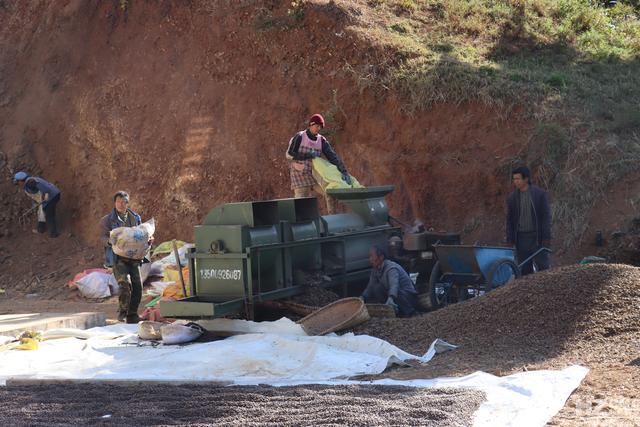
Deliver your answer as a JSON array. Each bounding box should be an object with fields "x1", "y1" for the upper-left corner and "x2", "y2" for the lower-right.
[{"x1": 361, "y1": 245, "x2": 419, "y2": 317}]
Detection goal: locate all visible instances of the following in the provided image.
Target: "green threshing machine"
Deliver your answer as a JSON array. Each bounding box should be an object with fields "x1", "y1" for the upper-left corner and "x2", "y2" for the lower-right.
[{"x1": 160, "y1": 186, "x2": 460, "y2": 319}]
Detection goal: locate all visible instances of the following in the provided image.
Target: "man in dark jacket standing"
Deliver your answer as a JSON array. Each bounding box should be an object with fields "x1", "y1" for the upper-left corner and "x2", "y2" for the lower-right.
[
  {"x1": 99, "y1": 191, "x2": 145, "y2": 323},
  {"x1": 506, "y1": 166, "x2": 552, "y2": 275}
]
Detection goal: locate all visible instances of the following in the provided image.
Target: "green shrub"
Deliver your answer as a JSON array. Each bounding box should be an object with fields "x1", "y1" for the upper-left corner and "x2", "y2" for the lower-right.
[
  {"x1": 610, "y1": 108, "x2": 640, "y2": 133},
  {"x1": 546, "y1": 72, "x2": 569, "y2": 89}
]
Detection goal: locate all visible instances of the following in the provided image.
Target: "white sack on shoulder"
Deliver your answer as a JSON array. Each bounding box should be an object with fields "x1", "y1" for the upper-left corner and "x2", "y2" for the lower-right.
[{"x1": 110, "y1": 218, "x2": 155, "y2": 260}]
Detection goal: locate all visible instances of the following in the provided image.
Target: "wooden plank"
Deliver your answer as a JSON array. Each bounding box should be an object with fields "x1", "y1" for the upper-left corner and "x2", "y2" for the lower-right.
[{"x1": 172, "y1": 239, "x2": 188, "y2": 298}]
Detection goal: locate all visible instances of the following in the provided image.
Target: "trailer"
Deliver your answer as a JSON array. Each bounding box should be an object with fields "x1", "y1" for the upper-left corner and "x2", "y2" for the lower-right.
[{"x1": 427, "y1": 244, "x2": 551, "y2": 308}]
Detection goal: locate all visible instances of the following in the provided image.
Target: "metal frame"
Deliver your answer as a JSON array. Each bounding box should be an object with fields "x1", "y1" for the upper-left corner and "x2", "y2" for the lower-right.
[
  {"x1": 517, "y1": 247, "x2": 552, "y2": 270},
  {"x1": 162, "y1": 226, "x2": 400, "y2": 319}
]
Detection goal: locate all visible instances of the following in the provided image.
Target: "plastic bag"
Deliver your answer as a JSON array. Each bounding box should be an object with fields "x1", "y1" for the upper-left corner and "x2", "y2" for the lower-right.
[
  {"x1": 312, "y1": 158, "x2": 364, "y2": 192},
  {"x1": 68, "y1": 268, "x2": 111, "y2": 288},
  {"x1": 75, "y1": 271, "x2": 118, "y2": 299},
  {"x1": 110, "y1": 218, "x2": 155, "y2": 260},
  {"x1": 162, "y1": 266, "x2": 189, "y2": 290},
  {"x1": 161, "y1": 322, "x2": 205, "y2": 345},
  {"x1": 14, "y1": 331, "x2": 42, "y2": 350},
  {"x1": 148, "y1": 281, "x2": 176, "y2": 297},
  {"x1": 141, "y1": 305, "x2": 168, "y2": 322},
  {"x1": 161, "y1": 281, "x2": 190, "y2": 299},
  {"x1": 140, "y1": 262, "x2": 164, "y2": 284},
  {"x1": 15, "y1": 337, "x2": 39, "y2": 350},
  {"x1": 580, "y1": 256, "x2": 607, "y2": 264},
  {"x1": 151, "y1": 240, "x2": 188, "y2": 257},
  {"x1": 138, "y1": 321, "x2": 164, "y2": 340},
  {"x1": 156, "y1": 243, "x2": 194, "y2": 267}
]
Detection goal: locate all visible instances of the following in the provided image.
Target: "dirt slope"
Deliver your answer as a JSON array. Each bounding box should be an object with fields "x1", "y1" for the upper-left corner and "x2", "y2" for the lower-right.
[
  {"x1": 0, "y1": 0, "x2": 529, "y2": 247},
  {"x1": 3, "y1": 0, "x2": 636, "y2": 304}
]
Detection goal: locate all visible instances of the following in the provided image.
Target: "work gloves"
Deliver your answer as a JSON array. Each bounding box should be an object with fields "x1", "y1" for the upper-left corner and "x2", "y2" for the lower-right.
[
  {"x1": 341, "y1": 173, "x2": 352, "y2": 185},
  {"x1": 385, "y1": 296, "x2": 398, "y2": 312}
]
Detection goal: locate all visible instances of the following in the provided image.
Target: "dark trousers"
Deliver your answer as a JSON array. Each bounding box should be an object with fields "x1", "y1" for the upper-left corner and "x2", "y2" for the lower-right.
[
  {"x1": 113, "y1": 255, "x2": 142, "y2": 317},
  {"x1": 516, "y1": 231, "x2": 550, "y2": 276},
  {"x1": 394, "y1": 291, "x2": 419, "y2": 317},
  {"x1": 363, "y1": 286, "x2": 418, "y2": 317},
  {"x1": 37, "y1": 195, "x2": 60, "y2": 237}
]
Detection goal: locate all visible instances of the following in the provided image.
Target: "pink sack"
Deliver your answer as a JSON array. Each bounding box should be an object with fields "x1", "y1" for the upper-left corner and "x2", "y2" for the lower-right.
[{"x1": 140, "y1": 306, "x2": 168, "y2": 323}]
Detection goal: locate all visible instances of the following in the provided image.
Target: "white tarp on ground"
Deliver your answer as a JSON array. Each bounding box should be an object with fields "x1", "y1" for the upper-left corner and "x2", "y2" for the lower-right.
[
  {"x1": 0, "y1": 320, "x2": 448, "y2": 383},
  {"x1": 340, "y1": 366, "x2": 589, "y2": 427},
  {"x1": 0, "y1": 319, "x2": 588, "y2": 427}
]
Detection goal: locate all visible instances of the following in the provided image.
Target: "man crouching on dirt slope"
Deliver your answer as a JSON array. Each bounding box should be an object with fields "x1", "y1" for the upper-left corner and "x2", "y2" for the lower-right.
[
  {"x1": 506, "y1": 166, "x2": 552, "y2": 275},
  {"x1": 287, "y1": 113, "x2": 352, "y2": 214},
  {"x1": 99, "y1": 191, "x2": 147, "y2": 323}
]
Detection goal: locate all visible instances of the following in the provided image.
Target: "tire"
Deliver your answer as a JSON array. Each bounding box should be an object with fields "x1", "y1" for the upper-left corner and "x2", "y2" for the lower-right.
[
  {"x1": 485, "y1": 258, "x2": 520, "y2": 293},
  {"x1": 415, "y1": 272, "x2": 431, "y2": 312},
  {"x1": 456, "y1": 285, "x2": 468, "y2": 303},
  {"x1": 422, "y1": 261, "x2": 449, "y2": 310},
  {"x1": 415, "y1": 271, "x2": 429, "y2": 294}
]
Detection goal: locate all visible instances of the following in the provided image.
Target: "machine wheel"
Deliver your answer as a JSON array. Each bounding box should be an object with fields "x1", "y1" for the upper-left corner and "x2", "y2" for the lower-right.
[
  {"x1": 421, "y1": 261, "x2": 450, "y2": 311},
  {"x1": 485, "y1": 258, "x2": 520, "y2": 293},
  {"x1": 415, "y1": 272, "x2": 434, "y2": 311},
  {"x1": 415, "y1": 271, "x2": 429, "y2": 294},
  {"x1": 456, "y1": 286, "x2": 468, "y2": 303}
]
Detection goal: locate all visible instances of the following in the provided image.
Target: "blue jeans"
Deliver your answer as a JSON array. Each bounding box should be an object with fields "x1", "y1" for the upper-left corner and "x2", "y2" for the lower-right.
[{"x1": 104, "y1": 246, "x2": 115, "y2": 268}]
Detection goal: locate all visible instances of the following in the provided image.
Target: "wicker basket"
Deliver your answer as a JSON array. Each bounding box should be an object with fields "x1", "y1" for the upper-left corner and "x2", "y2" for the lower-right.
[
  {"x1": 365, "y1": 303, "x2": 396, "y2": 318},
  {"x1": 279, "y1": 301, "x2": 318, "y2": 316},
  {"x1": 297, "y1": 297, "x2": 370, "y2": 336}
]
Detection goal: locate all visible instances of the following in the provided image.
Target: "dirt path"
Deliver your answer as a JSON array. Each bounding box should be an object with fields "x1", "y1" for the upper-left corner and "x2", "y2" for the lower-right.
[{"x1": 0, "y1": 296, "x2": 117, "y2": 317}]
